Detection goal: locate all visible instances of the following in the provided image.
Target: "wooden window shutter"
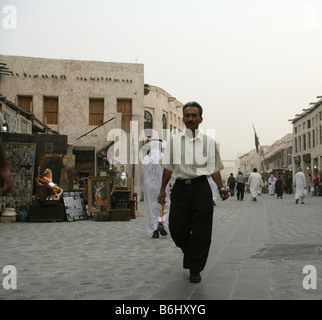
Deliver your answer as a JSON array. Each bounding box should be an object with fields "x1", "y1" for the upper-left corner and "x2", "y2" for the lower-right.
[
  {"x1": 44, "y1": 97, "x2": 59, "y2": 125},
  {"x1": 18, "y1": 96, "x2": 33, "y2": 113},
  {"x1": 89, "y1": 98, "x2": 104, "y2": 125}
]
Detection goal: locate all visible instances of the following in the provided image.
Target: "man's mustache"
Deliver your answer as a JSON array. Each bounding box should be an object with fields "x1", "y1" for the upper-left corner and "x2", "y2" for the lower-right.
[{"x1": 187, "y1": 121, "x2": 195, "y2": 125}]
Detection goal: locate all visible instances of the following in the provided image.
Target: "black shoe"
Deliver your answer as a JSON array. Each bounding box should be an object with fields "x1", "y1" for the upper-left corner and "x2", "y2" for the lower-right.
[
  {"x1": 152, "y1": 230, "x2": 159, "y2": 238},
  {"x1": 158, "y1": 223, "x2": 167, "y2": 236},
  {"x1": 189, "y1": 271, "x2": 201, "y2": 283},
  {"x1": 296, "y1": 199, "x2": 299, "y2": 204}
]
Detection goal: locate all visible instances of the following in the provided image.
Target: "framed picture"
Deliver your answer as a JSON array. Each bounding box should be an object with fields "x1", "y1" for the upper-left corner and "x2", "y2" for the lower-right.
[
  {"x1": 63, "y1": 191, "x2": 87, "y2": 222},
  {"x1": 3, "y1": 142, "x2": 36, "y2": 206},
  {"x1": 88, "y1": 176, "x2": 111, "y2": 213}
]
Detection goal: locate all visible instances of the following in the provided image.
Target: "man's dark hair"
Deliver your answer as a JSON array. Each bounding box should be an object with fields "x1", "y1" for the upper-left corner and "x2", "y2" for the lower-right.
[
  {"x1": 253, "y1": 168, "x2": 257, "y2": 172},
  {"x1": 183, "y1": 101, "x2": 203, "y2": 117}
]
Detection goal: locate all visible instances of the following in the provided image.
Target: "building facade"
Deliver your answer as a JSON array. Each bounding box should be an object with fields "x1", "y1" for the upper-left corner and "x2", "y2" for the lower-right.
[
  {"x1": 238, "y1": 134, "x2": 292, "y2": 191},
  {"x1": 143, "y1": 85, "x2": 185, "y2": 142},
  {"x1": 291, "y1": 97, "x2": 322, "y2": 187},
  {"x1": 0, "y1": 54, "x2": 185, "y2": 195},
  {"x1": 239, "y1": 149, "x2": 263, "y2": 179}
]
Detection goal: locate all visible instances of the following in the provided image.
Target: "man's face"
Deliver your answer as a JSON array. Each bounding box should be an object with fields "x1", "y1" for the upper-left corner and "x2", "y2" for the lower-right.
[{"x1": 183, "y1": 106, "x2": 203, "y2": 131}]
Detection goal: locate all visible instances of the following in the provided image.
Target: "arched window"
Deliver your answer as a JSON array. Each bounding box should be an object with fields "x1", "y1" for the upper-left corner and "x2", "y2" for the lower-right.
[
  {"x1": 144, "y1": 111, "x2": 153, "y2": 138},
  {"x1": 162, "y1": 114, "x2": 167, "y2": 140}
]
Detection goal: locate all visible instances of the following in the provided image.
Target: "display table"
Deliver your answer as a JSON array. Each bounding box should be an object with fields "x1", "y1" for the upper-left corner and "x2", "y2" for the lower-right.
[
  {"x1": 109, "y1": 209, "x2": 131, "y2": 221},
  {"x1": 28, "y1": 203, "x2": 65, "y2": 222}
]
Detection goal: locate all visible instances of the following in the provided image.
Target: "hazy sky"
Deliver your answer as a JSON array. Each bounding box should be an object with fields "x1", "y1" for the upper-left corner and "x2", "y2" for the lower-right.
[{"x1": 1, "y1": 0, "x2": 322, "y2": 159}]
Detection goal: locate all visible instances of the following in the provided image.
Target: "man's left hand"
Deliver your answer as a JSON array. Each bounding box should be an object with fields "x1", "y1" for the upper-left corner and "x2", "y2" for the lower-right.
[{"x1": 219, "y1": 189, "x2": 229, "y2": 201}]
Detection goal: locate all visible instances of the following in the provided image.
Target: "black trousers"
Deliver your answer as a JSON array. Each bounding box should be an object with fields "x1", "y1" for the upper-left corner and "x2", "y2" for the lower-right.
[
  {"x1": 237, "y1": 183, "x2": 245, "y2": 200},
  {"x1": 169, "y1": 176, "x2": 213, "y2": 274},
  {"x1": 229, "y1": 183, "x2": 235, "y2": 196}
]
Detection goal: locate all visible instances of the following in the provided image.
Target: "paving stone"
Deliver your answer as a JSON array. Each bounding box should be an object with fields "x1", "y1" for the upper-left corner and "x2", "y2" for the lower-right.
[{"x1": 1, "y1": 194, "x2": 322, "y2": 300}]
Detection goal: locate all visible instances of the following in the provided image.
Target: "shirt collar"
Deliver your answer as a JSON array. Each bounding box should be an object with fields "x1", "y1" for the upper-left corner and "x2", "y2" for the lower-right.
[{"x1": 184, "y1": 129, "x2": 203, "y2": 142}]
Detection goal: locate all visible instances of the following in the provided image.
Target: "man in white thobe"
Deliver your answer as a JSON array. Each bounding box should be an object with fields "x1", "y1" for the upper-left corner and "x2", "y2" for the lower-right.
[
  {"x1": 248, "y1": 168, "x2": 262, "y2": 201},
  {"x1": 268, "y1": 174, "x2": 277, "y2": 195},
  {"x1": 141, "y1": 139, "x2": 173, "y2": 238},
  {"x1": 294, "y1": 167, "x2": 307, "y2": 204}
]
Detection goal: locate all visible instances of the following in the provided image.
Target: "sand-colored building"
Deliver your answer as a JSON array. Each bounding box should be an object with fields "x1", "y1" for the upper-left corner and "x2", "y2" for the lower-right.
[
  {"x1": 290, "y1": 96, "x2": 322, "y2": 187},
  {"x1": 0, "y1": 54, "x2": 185, "y2": 195}
]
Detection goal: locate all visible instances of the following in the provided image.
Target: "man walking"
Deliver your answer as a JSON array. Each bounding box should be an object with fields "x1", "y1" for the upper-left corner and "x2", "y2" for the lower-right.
[
  {"x1": 157, "y1": 101, "x2": 229, "y2": 283},
  {"x1": 141, "y1": 139, "x2": 172, "y2": 238},
  {"x1": 227, "y1": 173, "x2": 236, "y2": 196},
  {"x1": 294, "y1": 167, "x2": 306, "y2": 204},
  {"x1": 247, "y1": 168, "x2": 262, "y2": 201},
  {"x1": 236, "y1": 171, "x2": 246, "y2": 201}
]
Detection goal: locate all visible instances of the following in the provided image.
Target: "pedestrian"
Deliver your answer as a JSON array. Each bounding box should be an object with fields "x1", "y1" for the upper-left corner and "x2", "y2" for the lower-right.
[
  {"x1": 312, "y1": 169, "x2": 319, "y2": 197},
  {"x1": 247, "y1": 168, "x2": 262, "y2": 201},
  {"x1": 227, "y1": 173, "x2": 236, "y2": 196},
  {"x1": 285, "y1": 175, "x2": 293, "y2": 194},
  {"x1": 294, "y1": 167, "x2": 306, "y2": 204},
  {"x1": 141, "y1": 139, "x2": 172, "y2": 238},
  {"x1": 207, "y1": 176, "x2": 218, "y2": 206},
  {"x1": 0, "y1": 138, "x2": 13, "y2": 196},
  {"x1": 157, "y1": 101, "x2": 229, "y2": 284},
  {"x1": 309, "y1": 173, "x2": 314, "y2": 197},
  {"x1": 268, "y1": 173, "x2": 277, "y2": 195},
  {"x1": 236, "y1": 171, "x2": 246, "y2": 201},
  {"x1": 275, "y1": 175, "x2": 283, "y2": 199}
]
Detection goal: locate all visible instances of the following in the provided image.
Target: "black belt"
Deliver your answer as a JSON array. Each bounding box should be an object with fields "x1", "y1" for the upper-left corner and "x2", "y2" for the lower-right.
[{"x1": 175, "y1": 175, "x2": 207, "y2": 185}]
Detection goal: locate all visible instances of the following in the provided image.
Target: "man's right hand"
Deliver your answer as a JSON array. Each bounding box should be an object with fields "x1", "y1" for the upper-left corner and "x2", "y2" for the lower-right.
[{"x1": 157, "y1": 190, "x2": 167, "y2": 204}]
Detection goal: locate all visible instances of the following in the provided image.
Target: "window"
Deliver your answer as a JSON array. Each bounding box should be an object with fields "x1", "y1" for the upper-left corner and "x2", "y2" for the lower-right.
[
  {"x1": 320, "y1": 125, "x2": 322, "y2": 145},
  {"x1": 288, "y1": 147, "x2": 293, "y2": 167},
  {"x1": 144, "y1": 110, "x2": 153, "y2": 137},
  {"x1": 43, "y1": 97, "x2": 58, "y2": 125},
  {"x1": 18, "y1": 95, "x2": 33, "y2": 113},
  {"x1": 316, "y1": 127, "x2": 319, "y2": 146},
  {"x1": 295, "y1": 127, "x2": 297, "y2": 134},
  {"x1": 307, "y1": 119, "x2": 311, "y2": 129},
  {"x1": 303, "y1": 134, "x2": 306, "y2": 150},
  {"x1": 298, "y1": 136, "x2": 302, "y2": 152},
  {"x1": 294, "y1": 137, "x2": 297, "y2": 153},
  {"x1": 308, "y1": 131, "x2": 311, "y2": 149},
  {"x1": 162, "y1": 114, "x2": 167, "y2": 140},
  {"x1": 313, "y1": 130, "x2": 315, "y2": 148},
  {"x1": 89, "y1": 98, "x2": 104, "y2": 125}
]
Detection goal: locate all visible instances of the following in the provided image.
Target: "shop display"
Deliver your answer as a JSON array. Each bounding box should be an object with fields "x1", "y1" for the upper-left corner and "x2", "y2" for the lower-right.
[
  {"x1": 2, "y1": 142, "x2": 36, "y2": 206},
  {"x1": 63, "y1": 191, "x2": 87, "y2": 222}
]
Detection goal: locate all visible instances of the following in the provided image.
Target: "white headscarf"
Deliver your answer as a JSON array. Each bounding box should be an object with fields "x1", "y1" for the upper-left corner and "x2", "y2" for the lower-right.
[
  {"x1": 142, "y1": 140, "x2": 163, "y2": 164},
  {"x1": 142, "y1": 140, "x2": 163, "y2": 173}
]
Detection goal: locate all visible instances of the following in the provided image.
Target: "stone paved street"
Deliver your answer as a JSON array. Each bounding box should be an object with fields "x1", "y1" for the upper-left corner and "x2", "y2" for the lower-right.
[{"x1": 1, "y1": 193, "x2": 322, "y2": 300}]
